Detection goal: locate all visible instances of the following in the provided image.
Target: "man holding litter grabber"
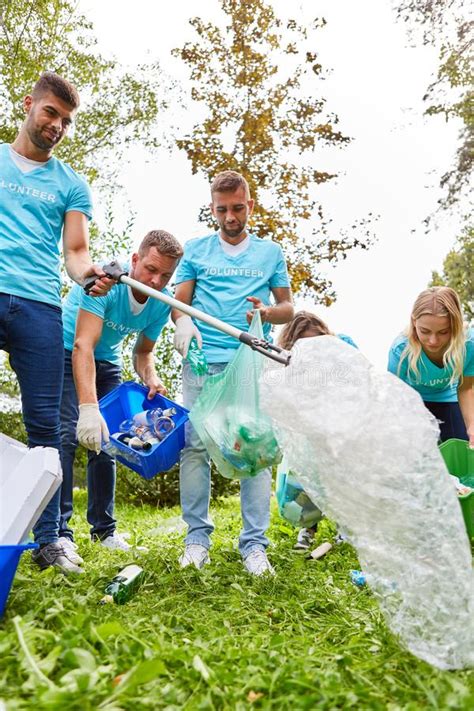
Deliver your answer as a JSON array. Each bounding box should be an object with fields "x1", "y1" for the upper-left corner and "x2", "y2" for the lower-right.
[{"x1": 0, "y1": 72, "x2": 114, "y2": 574}]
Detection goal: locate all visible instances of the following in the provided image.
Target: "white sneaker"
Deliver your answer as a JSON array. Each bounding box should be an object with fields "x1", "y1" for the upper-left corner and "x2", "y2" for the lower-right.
[
  {"x1": 243, "y1": 549, "x2": 275, "y2": 576},
  {"x1": 58, "y1": 537, "x2": 84, "y2": 565},
  {"x1": 179, "y1": 544, "x2": 210, "y2": 569},
  {"x1": 99, "y1": 532, "x2": 132, "y2": 551}
]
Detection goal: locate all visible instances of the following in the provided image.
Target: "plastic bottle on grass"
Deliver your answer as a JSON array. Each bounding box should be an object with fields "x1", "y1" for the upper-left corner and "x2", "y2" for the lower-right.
[
  {"x1": 186, "y1": 337, "x2": 209, "y2": 375},
  {"x1": 100, "y1": 564, "x2": 144, "y2": 604}
]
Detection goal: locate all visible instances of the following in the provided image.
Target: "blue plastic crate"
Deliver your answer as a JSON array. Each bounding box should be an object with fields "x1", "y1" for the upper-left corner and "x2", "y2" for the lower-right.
[
  {"x1": 99, "y1": 381, "x2": 189, "y2": 479},
  {"x1": 0, "y1": 543, "x2": 38, "y2": 618}
]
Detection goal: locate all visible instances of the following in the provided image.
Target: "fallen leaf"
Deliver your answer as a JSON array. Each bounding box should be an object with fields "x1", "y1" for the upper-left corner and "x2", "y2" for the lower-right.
[{"x1": 247, "y1": 691, "x2": 264, "y2": 702}]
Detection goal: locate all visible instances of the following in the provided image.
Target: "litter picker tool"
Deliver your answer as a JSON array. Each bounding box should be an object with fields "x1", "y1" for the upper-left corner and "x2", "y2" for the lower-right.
[{"x1": 84, "y1": 261, "x2": 291, "y2": 366}]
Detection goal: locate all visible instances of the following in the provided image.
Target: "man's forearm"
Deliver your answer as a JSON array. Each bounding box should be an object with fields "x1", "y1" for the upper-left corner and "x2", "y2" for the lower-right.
[
  {"x1": 65, "y1": 247, "x2": 93, "y2": 285},
  {"x1": 133, "y1": 351, "x2": 156, "y2": 383},
  {"x1": 266, "y1": 300, "x2": 294, "y2": 325},
  {"x1": 72, "y1": 344, "x2": 98, "y2": 403}
]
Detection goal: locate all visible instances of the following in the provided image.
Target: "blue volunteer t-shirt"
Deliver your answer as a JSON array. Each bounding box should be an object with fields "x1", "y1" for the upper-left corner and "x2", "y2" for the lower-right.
[
  {"x1": 0, "y1": 143, "x2": 93, "y2": 307},
  {"x1": 175, "y1": 233, "x2": 290, "y2": 363},
  {"x1": 337, "y1": 333, "x2": 358, "y2": 349},
  {"x1": 387, "y1": 328, "x2": 474, "y2": 402},
  {"x1": 62, "y1": 282, "x2": 171, "y2": 366}
]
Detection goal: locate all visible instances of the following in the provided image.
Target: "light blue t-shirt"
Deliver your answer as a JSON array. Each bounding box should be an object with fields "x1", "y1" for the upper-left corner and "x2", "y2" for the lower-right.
[
  {"x1": 337, "y1": 333, "x2": 358, "y2": 349},
  {"x1": 387, "y1": 328, "x2": 474, "y2": 402},
  {"x1": 62, "y1": 282, "x2": 171, "y2": 366},
  {"x1": 175, "y1": 233, "x2": 290, "y2": 363},
  {"x1": 0, "y1": 143, "x2": 93, "y2": 307}
]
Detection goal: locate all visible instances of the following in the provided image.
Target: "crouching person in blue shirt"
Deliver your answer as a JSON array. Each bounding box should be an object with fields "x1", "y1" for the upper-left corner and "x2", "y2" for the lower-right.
[
  {"x1": 172, "y1": 170, "x2": 294, "y2": 576},
  {"x1": 59, "y1": 230, "x2": 183, "y2": 570},
  {"x1": 388, "y1": 286, "x2": 474, "y2": 446}
]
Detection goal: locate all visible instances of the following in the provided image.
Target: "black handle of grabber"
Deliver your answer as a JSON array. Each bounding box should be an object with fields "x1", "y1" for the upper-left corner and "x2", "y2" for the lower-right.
[
  {"x1": 239, "y1": 332, "x2": 291, "y2": 366},
  {"x1": 83, "y1": 260, "x2": 129, "y2": 294}
]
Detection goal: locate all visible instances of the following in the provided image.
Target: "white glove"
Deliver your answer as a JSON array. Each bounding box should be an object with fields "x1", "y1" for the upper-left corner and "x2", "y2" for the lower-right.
[
  {"x1": 77, "y1": 403, "x2": 109, "y2": 454},
  {"x1": 174, "y1": 315, "x2": 202, "y2": 358}
]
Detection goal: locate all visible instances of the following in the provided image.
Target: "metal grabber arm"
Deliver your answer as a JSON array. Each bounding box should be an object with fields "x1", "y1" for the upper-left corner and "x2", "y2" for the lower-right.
[{"x1": 83, "y1": 261, "x2": 291, "y2": 366}]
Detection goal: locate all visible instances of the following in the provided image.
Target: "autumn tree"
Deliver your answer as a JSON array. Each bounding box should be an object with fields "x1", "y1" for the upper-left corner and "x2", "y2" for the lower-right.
[
  {"x1": 430, "y1": 226, "x2": 474, "y2": 319},
  {"x1": 173, "y1": 0, "x2": 372, "y2": 302},
  {"x1": 394, "y1": 0, "x2": 472, "y2": 220}
]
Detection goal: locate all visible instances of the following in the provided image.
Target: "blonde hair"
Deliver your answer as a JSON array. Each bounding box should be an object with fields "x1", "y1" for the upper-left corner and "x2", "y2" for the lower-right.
[
  {"x1": 278, "y1": 311, "x2": 333, "y2": 350},
  {"x1": 400, "y1": 286, "x2": 466, "y2": 385}
]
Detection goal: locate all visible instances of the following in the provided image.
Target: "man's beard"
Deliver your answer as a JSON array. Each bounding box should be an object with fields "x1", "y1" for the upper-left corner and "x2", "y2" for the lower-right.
[
  {"x1": 26, "y1": 122, "x2": 59, "y2": 152},
  {"x1": 221, "y1": 221, "x2": 246, "y2": 238}
]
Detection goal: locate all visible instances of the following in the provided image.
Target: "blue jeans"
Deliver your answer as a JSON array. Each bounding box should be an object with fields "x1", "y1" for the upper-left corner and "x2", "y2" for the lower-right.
[
  {"x1": 0, "y1": 294, "x2": 64, "y2": 545},
  {"x1": 59, "y1": 349, "x2": 121, "y2": 541},
  {"x1": 180, "y1": 361, "x2": 271, "y2": 558},
  {"x1": 424, "y1": 401, "x2": 468, "y2": 442}
]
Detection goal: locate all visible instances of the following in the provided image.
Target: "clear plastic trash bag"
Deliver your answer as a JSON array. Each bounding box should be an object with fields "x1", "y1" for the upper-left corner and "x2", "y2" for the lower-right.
[{"x1": 260, "y1": 335, "x2": 474, "y2": 670}]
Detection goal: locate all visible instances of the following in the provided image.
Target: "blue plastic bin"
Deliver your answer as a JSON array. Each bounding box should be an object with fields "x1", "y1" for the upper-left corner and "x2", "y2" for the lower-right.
[
  {"x1": 99, "y1": 381, "x2": 189, "y2": 479},
  {"x1": 0, "y1": 543, "x2": 37, "y2": 618}
]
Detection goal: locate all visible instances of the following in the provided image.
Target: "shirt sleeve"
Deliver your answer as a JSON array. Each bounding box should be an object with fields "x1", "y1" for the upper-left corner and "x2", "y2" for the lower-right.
[
  {"x1": 339, "y1": 334, "x2": 358, "y2": 349},
  {"x1": 66, "y1": 175, "x2": 93, "y2": 220},
  {"x1": 143, "y1": 306, "x2": 171, "y2": 343},
  {"x1": 175, "y1": 244, "x2": 197, "y2": 284},
  {"x1": 269, "y1": 245, "x2": 290, "y2": 288},
  {"x1": 387, "y1": 343, "x2": 402, "y2": 376},
  {"x1": 463, "y1": 331, "x2": 474, "y2": 376},
  {"x1": 78, "y1": 289, "x2": 109, "y2": 319}
]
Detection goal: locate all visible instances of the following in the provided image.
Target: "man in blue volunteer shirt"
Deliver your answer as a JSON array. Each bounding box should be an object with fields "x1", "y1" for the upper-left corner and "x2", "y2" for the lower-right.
[
  {"x1": 0, "y1": 72, "x2": 112, "y2": 573},
  {"x1": 58, "y1": 230, "x2": 183, "y2": 570},
  {"x1": 173, "y1": 170, "x2": 294, "y2": 576}
]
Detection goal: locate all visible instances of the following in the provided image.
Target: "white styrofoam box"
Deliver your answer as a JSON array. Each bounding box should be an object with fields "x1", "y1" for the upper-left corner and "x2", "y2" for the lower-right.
[
  {"x1": 0, "y1": 435, "x2": 62, "y2": 545},
  {"x1": 0, "y1": 433, "x2": 27, "y2": 485}
]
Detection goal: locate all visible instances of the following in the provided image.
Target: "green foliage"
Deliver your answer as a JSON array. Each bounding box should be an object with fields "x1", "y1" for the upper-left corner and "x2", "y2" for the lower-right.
[
  {"x1": 174, "y1": 0, "x2": 373, "y2": 302},
  {"x1": 430, "y1": 225, "x2": 474, "y2": 319},
  {"x1": 116, "y1": 462, "x2": 239, "y2": 508},
  {"x1": 0, "y1": 0, "x2": 171, "y2": 191},
  {"x1": 1, "y1": 496, "x2": 473, "y2": 708},
  {"x1": 394, "y1": 1, "x2": 473, "y2": 219}
]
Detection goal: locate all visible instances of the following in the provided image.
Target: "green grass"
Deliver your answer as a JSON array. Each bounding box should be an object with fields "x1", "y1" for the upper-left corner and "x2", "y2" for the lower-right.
[{"x1": 0, "y1": 490, "x2": 473, "y2": 710}]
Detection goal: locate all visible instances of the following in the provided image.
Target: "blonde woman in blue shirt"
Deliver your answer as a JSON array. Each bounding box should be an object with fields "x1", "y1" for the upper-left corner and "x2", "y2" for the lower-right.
[{"x1": 388, "y1": 287, "x2": 474, "y2": 447}]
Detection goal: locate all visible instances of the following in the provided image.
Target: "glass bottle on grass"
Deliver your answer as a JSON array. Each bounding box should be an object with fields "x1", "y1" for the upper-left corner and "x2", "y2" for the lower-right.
[{"x1": 100, "y1": 564, "x2": 145, "y2": 604}]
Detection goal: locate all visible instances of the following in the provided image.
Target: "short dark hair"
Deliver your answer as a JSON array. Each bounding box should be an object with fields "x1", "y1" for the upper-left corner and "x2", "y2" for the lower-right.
[
  {"x1": 32, "y1": 71, "x2": 80, "y2": 109},
  {"x1": 210, "y1": 170, "x2": 250, "y2": 198},
  {"x1": 138, "y1": 230, "x2": 183, "y2": 260}
]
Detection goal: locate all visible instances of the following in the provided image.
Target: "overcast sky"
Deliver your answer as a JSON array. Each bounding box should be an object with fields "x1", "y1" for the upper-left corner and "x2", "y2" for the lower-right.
[{"x1": 80, "y1": 0, "x2": 463, "y2": 367}]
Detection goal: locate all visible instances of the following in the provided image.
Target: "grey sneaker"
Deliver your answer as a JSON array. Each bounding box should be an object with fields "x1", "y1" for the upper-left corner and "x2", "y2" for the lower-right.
[
  {"x1": 293, "y1": 527, "x2": 315, "y2": 551},
  {"x1": 32, "y1": 542, "x2": 84, "y2": 575},
  {"x1": 58, "y1": 537, "x2": 84, "y2": 565},
  {"x1": 243, "y1": 549, "x2": 275, "y2": 576},
  {"x1": 179, "y1": 544, "x2": 210, "y2": 570}
]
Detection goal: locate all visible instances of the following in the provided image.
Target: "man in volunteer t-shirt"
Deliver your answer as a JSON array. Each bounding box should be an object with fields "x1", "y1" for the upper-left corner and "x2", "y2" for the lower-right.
[
  {"x1": 172, "y1": 170, "x2": 294, "y2": 576},
  {"x1": 0, "y1": 71, "x2": 112, "y2": 573},
  {"x1": 58, "y1": 230, "x2": 183, "y2": 571}
]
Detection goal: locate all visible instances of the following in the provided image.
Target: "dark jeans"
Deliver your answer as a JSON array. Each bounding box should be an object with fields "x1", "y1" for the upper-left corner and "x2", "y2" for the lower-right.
[
  {"x1": 424, "y1": 401, "x2": 468, "y2": 442},
  {"x1": 0, "y1": 294, "x2": 64, "y2": 545},
  {"x1": 59, "y1": 349, "x2": 121, "y2": 541}
]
